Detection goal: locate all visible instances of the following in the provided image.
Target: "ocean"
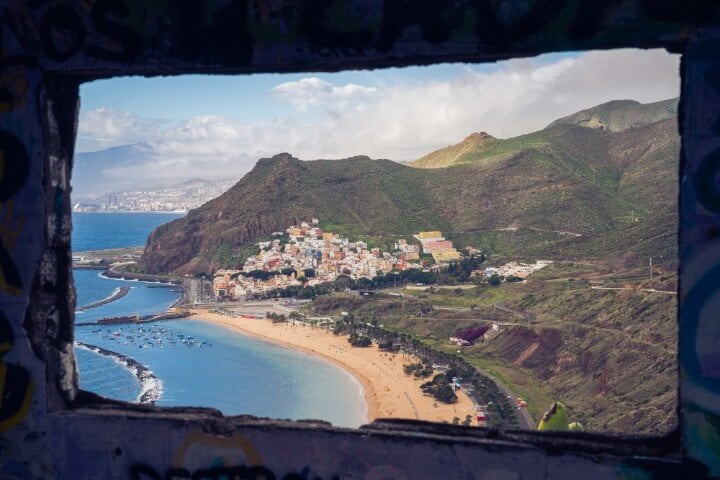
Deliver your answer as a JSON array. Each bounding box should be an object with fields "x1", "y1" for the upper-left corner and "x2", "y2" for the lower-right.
[{"x1": 72, "y1": 212, "x2": 366, "y2": 427}]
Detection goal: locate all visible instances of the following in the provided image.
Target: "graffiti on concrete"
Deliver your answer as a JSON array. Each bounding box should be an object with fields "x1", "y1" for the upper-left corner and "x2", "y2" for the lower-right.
[
  {"x1": 0, "y1": 60, "x2": 31, "y2": 113},
  {"x1": 695, "y1": 146, "x2": 720, "y2": 213},
  {"x1": 0, "y1": 0, "x2": 718, "y2": 478},
  {"x1": 125, "y1": 431, "x2": 347, "y2": 479},
  {"x1": 4, "y1": 0, "x2": 142, "y2": 63},
  {"x1": 0, "y1": 0, "x2": 714, "y2": 69},
  {"x1": 0, "y1": 131, "x2": 29, "y2": 297},
  {"x1": 172, "y1": 431, "x2": 264, "y2": 467},
  {"x1": 0, "y1": 312, "x2": 32, "y2": 431},
  {"x1": 130, "y1": 463, "x2": 340, "y2": 480}
]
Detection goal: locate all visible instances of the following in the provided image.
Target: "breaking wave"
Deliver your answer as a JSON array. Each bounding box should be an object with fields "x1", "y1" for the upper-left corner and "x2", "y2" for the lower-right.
[{"x1": 75, "y1": 341, "x2": 163, "y2": 404}]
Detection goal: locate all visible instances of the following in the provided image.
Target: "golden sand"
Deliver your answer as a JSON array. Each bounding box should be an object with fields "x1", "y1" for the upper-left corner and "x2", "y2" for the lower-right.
[{"x1": 187, "y1": 308, "x2": 476, "y2": 424}]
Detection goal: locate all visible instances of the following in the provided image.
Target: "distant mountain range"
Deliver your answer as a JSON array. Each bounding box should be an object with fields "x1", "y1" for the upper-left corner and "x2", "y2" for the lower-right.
[
  {"x1": 73, "y1": 142, "x2": 159, "y2": 196},
  {"x1": 141, "y1": 98, "x2": 679, "y2": 275}
]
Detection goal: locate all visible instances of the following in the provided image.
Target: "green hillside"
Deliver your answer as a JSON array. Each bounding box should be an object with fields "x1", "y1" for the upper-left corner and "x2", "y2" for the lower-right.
[
  {"x1": 314, "y1": 260, "x2": 677, "y2": 435},
  {"x1": 548, "y1": 98, "x2": 678, "y2": 132},
  {"x1": 413, "y1": 98, "x2": 677, "y2": 170},
  {"x1": 142, "y1": 99, "x2": 679, "y2": 275}
]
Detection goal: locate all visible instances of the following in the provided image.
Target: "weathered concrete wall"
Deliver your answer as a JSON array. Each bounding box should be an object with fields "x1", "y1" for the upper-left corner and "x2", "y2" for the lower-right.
[{"x1": 0, "y1": 1, "x2": 719, "y2": 478}]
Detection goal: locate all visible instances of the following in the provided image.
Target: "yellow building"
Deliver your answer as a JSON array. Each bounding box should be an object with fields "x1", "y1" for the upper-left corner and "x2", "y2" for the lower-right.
[
  {"x1": 417, "y1": 231, "x2": 443, "y2": 239},
  {"x1": 323, "y1": 232, "x2": 335, "y2": 242},
  {"x1": 432, "y1": 248, "x2": 461, "y2": 262},
  {"x1": 214, "y1": 269, "x2": 242, "y2": 298}
]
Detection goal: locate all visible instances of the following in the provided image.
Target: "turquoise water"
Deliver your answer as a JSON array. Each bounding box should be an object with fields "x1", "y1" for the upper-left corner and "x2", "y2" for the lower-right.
[
  {"x1": 75, "y1": 346, "x2": 139, "y2": 403},
  {"x1": 72, "y1": 212, "x2": 366, "y2": 427},
  {"x1": 75, "y1": 320, "x2": 365, "y2": 424},
  {"x1": 73, "y1": 270, "x2": 180, "y2": 322}
]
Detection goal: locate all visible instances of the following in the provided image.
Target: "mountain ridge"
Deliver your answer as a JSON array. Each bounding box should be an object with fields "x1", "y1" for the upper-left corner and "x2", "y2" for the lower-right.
[
  {"x1": 413, "y1": 98, "x2": 678, "y2": 170},
  {"x1": 547, "y1": 97, "x2": 677, "y2": 132},
  {"x1": 141, "y1": 99, "x2": 679, "y2": 275}
]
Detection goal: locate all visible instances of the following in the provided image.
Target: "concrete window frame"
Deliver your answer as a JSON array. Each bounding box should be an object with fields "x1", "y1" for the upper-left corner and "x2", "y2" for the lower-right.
[
  {"x1": 3, "y1": 2, "x2": 719, "y2": 477},
  {"x1": 29, "y1": 71, "x2": 681, "y2": 454}
]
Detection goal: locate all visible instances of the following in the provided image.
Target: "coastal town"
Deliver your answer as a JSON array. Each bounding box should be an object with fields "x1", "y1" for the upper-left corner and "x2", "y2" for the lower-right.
[
  {"x1": 72, "y1": 178, "x2": 234, "y2": 213},
  {"x1": 212, "y1": 219, "x2": 552, "y2": 301},
  {"x1": 212, "y1": 220, "x2": 469, "y2": 300}
]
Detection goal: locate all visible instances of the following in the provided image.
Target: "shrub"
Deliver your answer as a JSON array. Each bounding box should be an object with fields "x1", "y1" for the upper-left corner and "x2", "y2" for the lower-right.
[
  {"x1": 414, "y1": 367, "x2": 434, "y2": 378},
  {"x1": 434, "y1": 385, "x2": 458, "y2": 403},
  {"x1": 419, "y1": 373, "x2": 458, "y2": 403},
  {"x1": 403, "y1": 363, "x2": 423, "y2": 375},
  {"x1": 348, "y1": 333, "x2": 372, "y2": 347},
  {"x1": 332, "y1": 323, "x2": 348, "y2": 335},
  {"x1": 378, "y1": 340, "x2": 398, "y2": 352}
]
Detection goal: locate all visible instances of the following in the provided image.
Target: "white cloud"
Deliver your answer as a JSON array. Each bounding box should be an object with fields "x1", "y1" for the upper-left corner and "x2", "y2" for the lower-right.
[
  {"x1": 76, "y1": 107, "x2": 169, "y2": 152},
  {"x1": 76, "y1": 48, "x2": 680, "y2": 186},
  {"x1": 76, "y1": 107, "x2": 140, "y2": 150},
  {"x1": 269, "y1": 76, "x2": 378, "y2": 111}
]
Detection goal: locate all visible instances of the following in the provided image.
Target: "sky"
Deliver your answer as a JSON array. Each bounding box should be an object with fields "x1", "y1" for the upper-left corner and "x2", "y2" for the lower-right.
[{"x1": 76, "y1": 48, "x2": 680, "y2": 185}]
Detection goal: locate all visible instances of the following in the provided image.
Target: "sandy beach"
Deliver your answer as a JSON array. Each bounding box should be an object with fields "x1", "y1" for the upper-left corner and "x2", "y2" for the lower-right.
[{"x1": 187, "y1": 308, "x2": 476, "y2": 424}]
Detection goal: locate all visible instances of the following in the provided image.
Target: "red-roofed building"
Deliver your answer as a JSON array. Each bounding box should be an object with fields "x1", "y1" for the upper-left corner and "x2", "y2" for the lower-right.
[{"x1": 425, "y1": 240, "x2": 454, "y2": 251}]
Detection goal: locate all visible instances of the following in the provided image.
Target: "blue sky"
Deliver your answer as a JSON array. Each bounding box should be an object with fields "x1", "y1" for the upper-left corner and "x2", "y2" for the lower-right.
[
  {"x1": 76, "y1": 49, "x2": 679, "y2": 185},
  {"x1": 79, "y1": 52, "x2": 585, "y2": 123},
  {"x1": 81, "y1": 64, "x2": 506, "y2": 122}
]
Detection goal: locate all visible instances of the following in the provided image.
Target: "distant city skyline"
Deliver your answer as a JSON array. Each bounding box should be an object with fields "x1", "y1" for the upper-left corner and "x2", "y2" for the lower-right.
[{"x1": 76, "y1": 48, "x2": 680, "y2": 186}]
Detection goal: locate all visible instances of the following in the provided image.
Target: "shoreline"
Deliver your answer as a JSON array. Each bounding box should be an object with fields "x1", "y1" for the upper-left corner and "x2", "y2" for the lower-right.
[
  {"x1": 199, "y1": 313, "x2": 378, "y2": 422},
  {"x1": 73, "y1": 210, "x2": 187, "y2": 215},
  {"x1": 187, "y1": 308, "x2": 476, "y2": 424}
]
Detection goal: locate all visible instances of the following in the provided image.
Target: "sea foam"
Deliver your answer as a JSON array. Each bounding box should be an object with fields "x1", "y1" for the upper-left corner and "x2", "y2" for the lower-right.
[{"x1": 75, "y1": 341, "x2": 163, "y2": 404}]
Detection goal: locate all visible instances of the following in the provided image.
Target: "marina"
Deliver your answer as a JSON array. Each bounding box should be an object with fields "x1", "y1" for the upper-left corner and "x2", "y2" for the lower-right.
[{"x1": 81, "y1": 324, "x2": 213, "y2": 350}]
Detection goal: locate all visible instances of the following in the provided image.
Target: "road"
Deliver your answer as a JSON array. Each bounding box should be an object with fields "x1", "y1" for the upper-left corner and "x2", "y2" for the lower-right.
[
  {"x1": 463, "y1": 365, "x2": 535, "y2": 430},
  {"x1": 493, "y1": 302, "x2": 528, "y2": 319},
  {"x1": 185, "y1": 278, "x2": 213, "y2": 304},
  {"x1": 590, "y1": 286, "x2": 676, "y2": 294}
]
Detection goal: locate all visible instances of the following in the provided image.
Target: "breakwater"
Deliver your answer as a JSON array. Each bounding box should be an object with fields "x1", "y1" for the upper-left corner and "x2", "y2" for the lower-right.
[
  {"x1": 76, "y1": 287, "x2": 131, "y2": 311},
  {"x1": 103, "y1": 267, "x2": 181, "y2": 285},
  {"x1": 75, "y1": 310, "x2": 190, "y2": 327},
  {"x1": 148, "y1": 311, "x2": 189, "y2": 321},
  {"x1": 75, "y1": 341, "x2": 162, "y2": 404},
  {"x1": 76, "y1": 315, "x2": 149, "y2": 326}
]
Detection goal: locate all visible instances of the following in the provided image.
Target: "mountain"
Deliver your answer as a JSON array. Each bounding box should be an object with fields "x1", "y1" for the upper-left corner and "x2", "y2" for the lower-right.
[
  {"x1": 413, "y1": 132, "x2": 498, "y2": 169},
  {"x1": 72, "y1": 143, "x2": 159, "y2": 196},
  {"x1": 413, "y1": 98, "x2": 678, "y2": 169},
  {"x1": 143, "y1": 154, "x2": 440, "y2": 274},
  {"x1": 547, "y1": 98, "x2": 678, "y2": 132},
  {"x1": 142, "y1": 99, "x2": 679, "y2": 275}
]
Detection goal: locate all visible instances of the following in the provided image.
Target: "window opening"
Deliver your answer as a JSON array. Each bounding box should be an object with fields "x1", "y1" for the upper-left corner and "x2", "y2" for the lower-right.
[{"x1": 70, "y1": 48, "x2": 680, "y2": 435}]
